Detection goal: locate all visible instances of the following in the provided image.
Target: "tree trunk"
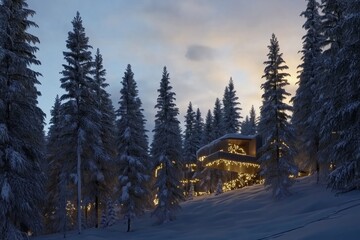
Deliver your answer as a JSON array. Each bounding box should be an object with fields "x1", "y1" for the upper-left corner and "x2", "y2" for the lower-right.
[
  {"x1": 95, "y1": 195, "x2": 99, "y2": 228},
  {"x1": 127, "y1": 218, "x2": 131, "y2": 232},
  {"x1": 77, "y1": 139, "x2": 82, "y2": 234}
]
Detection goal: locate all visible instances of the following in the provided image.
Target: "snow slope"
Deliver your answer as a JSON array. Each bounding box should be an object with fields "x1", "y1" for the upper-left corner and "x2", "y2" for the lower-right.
[{"x1": 35, "y1": 176, "x2": 360, "y2": 240}]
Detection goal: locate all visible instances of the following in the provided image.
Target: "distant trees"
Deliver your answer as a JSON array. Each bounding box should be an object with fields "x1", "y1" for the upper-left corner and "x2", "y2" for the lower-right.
[
  {"x1": 116, "y1": 64, "x2": 150, "y2": 232},
  {"x1": 258, "y1": 34, "x2": 297, "y2": 199},
  {"x1": 241, "y1": 105, "x2": 257, "y2": 135},
  {"x1": 222, "y1": 78, "x2": 242, "y2": 134},
  {"x1": 151, "y1": 67, "x2": 184, "y2": 223},
  {"x1": 0, "y1": 0, "x2": 45, "y2": 238},
  {"x1": 182, "y1": 102, "x2": 198, "y2": 194}
]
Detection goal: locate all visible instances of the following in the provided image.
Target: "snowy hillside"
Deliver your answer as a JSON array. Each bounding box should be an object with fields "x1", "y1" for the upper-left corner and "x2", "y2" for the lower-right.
[{"x1": 35, "y1": 176, "x2": 360, "y2": 240}]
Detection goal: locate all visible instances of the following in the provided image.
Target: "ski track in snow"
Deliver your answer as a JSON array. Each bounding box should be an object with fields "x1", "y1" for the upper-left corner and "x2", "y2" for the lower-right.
[{"x1": 257, "y1": 198, "x2": 360, "y2": 240}]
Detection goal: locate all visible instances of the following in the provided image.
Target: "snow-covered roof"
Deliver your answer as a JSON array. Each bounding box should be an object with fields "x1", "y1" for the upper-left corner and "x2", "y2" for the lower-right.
[{"x1": 196, "y1": 133, "x2": 258, "y2": 157}]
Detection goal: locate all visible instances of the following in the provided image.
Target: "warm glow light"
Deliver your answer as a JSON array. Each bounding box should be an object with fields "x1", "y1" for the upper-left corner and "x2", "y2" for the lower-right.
[
  {"x1": 180, "y1": 178, "x2": 200, "y2": 184},
  {"x1": 205, "y1": 159, "x2": 259, "y2": 169},
  {"x1": 228, "y1": 143, "x2": 246, "y2": 155}
]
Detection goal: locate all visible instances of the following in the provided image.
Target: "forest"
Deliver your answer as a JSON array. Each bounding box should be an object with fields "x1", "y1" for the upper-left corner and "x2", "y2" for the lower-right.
[{"x1": 0, "y1": 0, "x2": 359, "y2": 239}]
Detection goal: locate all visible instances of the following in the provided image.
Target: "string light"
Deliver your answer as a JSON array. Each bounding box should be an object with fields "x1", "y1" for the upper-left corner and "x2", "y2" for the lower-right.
[
  {"x1": 205, "y1": 159, "x2": 259, "y2": 169},
  {"x1": 228, "y1": 143, "x2": 246, "y2": 155}
]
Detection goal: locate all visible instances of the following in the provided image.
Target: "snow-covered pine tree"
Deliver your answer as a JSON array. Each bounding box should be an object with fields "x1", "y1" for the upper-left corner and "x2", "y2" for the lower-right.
[
  {"x1": 151, "y1": 67, "x2": 184, "y2": 223},
  {"x1": 249, "y1": 105, "x2": 257, "y2": 135},
  {"x1": 304, "y1": 0, "x2": 344, "y2": 182},
  {"x1": 241, "y1": 106, "x2": 257, "y2": 135},
  {"x1": 199, "y1": 110, "x2": 216, "y2": 193},
  {"x1": 88, "y1": 48, "x2": 116, "y2": 228},
  {"x1": 46, "y1": 96, "x2": 73, "y2": 235},
  {"x1": 258, "y1": 34, "x2": 297, "y2": 199},
  {"x1": 0, "y1": 0, "x2": 45, "y2": 238},
  {"x1": 197, "y1": 110, "x2": 212, "y2": 193},
  {"x1": 215, "y1": 179, "x2": 223, "y2": 195},
  {"x1": 201, "y1": 110, "x2": 213, "y2": 146},
  {"x1": 192, "y1": 108, "x2": 203, "y2": 193},
  {"x1": 292, "y1": 0, "x2": 323, "y2": 181},
  {"x1": 241, "y1": 116, "x2": 251, "y2": 135},
  {"x1": 116, "y1": 64, "x2": 150, "y2": 232},
  {"x1": 211, "y1": 98, "x2": 228, "y2": 182},
  {"x1": 59, "y1": 12, "x2": 101, "y2": 234},
  {"x1": 100, "y1": 198, "x2": 117, "y2": 228},
  {"x1": 212, "y1": 98, "x2": 225, "y2": 140},
  {"x1": 183, "y1": 102, "x2": 197, "y2": 195},
  {"x1": 326, "y1": 0, "x2": 360, "y2": 191},
  {"x1": 188, "y1": 182, "x2": 195, "y2": 200},
  {"x1": 222, "y1": 78, "x2": 242, "y2": 134}
]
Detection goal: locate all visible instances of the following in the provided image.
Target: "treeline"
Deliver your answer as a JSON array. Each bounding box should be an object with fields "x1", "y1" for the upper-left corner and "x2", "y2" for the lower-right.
[{"x1": 0, "y1": 0, "x2": 359, "y2": 239}]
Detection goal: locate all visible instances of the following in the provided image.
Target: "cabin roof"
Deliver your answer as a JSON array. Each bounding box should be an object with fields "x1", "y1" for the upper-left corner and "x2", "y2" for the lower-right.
[{"x1": 197, "y1": 133, "x2": 258, "y2": 157}]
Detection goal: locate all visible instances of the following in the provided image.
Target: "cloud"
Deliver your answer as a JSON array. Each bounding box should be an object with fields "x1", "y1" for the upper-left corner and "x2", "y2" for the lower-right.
[{"x1": 185, "y1": 45, "x2": 215, "y2": 61}]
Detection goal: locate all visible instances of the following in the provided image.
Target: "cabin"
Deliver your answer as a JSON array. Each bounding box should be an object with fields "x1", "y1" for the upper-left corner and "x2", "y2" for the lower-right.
[{"x1": 197, "y1": 133, "x2": 262, "y2": 177}]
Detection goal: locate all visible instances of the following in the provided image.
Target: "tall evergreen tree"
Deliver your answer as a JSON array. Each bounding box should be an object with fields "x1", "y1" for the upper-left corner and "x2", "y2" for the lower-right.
[
  {"x1": 183, "y1": 102, "x2": 197, "y2": 194},
  {"x1": 46, "y1": 96, "x2": 71, "y2": 235},
  {"x1": 201, "y1": 110, "x2": 213, "y2": 146},
  {"x1": 314, "y1": 0, "x2": 344, "y2": 179},
  {"x1": 326, "y1": 0, "x2": 360, "y2": 191},
  {"x1": 0, "y1": 0, "x2": 45, "y2": 238},
  {"x1": 193, "y1": 108, "x2": 204, "y2": 151},
  {"x1": 199, "y1": 110, "x2": 216, "y2": 193},
  {"x1": 292, "y1": 0, "x2": 323, "y2": 180},
  {"x1": 222, "y1": 78, "x2": 242, "y2": 133},
  {"x1": 58, "y1": 12, "x2": 101, "y2": 233},
  {"x1": 212, "y1": 98, "x2": 225, "y2": 139},
  {"x1": 151, "y1": 67, "x2": 184, "y2": 223},
  {"x1": 116, "y1": 64, "x2": 150, "y2": 232},
  {"x1": 89, "y1": 48, "x2": 116, "y2": 228},
  {"x1": 192, "y1": 108, "x2": 204, "y2": 191},
  {"x1": 258, "y1": 34, "x2": 297, "y2": 199}
]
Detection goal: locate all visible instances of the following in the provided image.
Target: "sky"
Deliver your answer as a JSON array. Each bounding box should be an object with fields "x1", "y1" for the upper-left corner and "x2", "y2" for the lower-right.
[{"x1": 27, "y1": 0, "x2": 306, "y2": 136}]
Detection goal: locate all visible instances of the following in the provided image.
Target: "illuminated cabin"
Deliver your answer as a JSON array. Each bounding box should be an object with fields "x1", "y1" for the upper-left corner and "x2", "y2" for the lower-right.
[{"x1": 197, "y1": 134, "x2": 262, "y2": 175}]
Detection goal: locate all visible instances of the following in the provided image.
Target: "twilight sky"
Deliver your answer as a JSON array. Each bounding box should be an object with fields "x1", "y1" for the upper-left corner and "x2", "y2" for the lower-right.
[{"x1": 28, "y1": 0, "x2": 306, "y2": 135}]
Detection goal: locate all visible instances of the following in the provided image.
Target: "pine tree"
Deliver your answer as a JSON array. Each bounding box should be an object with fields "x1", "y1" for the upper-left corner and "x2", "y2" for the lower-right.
[
  {"x1": 0, "y1": 0, "x2": 45, "y2": 238},
  {"x1": 241, "y1": 116, "x2": 251, "y2": 135},
  {"x1": 249, "y1": 105, "x2": 257, "y2": 134},
  {"x1": 192, "y1": 108, "x2": 203, "y2": 193},
  {"x1": 292, "y1": 0, "x2": 323, "y2": 181},
  {"x1": 215, "y1": 179, "x2": 223, "y2": 195},
  {"x1": 151, "y1": 67, "x2": 184, "y2": 223},
  {"x1": 100, "y1": 199, "x2": 117, "y2": 228},
  {"x1": 188, "y1": 182, "x2": 195, "y2": 200},
  {"x1": 241, "y1": 106, "x2": 257, "y2": 135},
  {"x1": 59, "y1": 12, "x2": 101, "y2": 234},
  {"x1": 326, "y1": 0, "x2": 360, "y2": 191},
  {"x1": 199, "y1": 110, "x2": 216, "y2": 193},
  {"x1": 201, "y1": 110, "x2": 213, "y2": 146},
  {"x1": 46, "y1": 96, "x2": 72, "y2": 235},
  {"x1": 258, "y1": 34, "x2": 297, "y2": 199},
  {"x1": 212, "y1": 98, "x2": 225, "y2": 139},
  {"x1": 183, "y1": 102, "x2": 197, "y2": 195},
  {"x1": 222, "y1": 78, "x2": 242, "y2": 134},
  {"x1": 211, "y1": 98, "x2": 228, "y2": 183},
  {"x1": 88, "y1": 48, "x2": 116, "y2": 228},
  {"x1": 116, "y1": 64, "x2": 150, "y2": 232}
]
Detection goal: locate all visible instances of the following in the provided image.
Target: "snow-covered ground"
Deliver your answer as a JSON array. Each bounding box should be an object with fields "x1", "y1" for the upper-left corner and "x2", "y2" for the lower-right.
[{"x1": 35, "y1": 176, "x2": 360, "y2": 240}]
